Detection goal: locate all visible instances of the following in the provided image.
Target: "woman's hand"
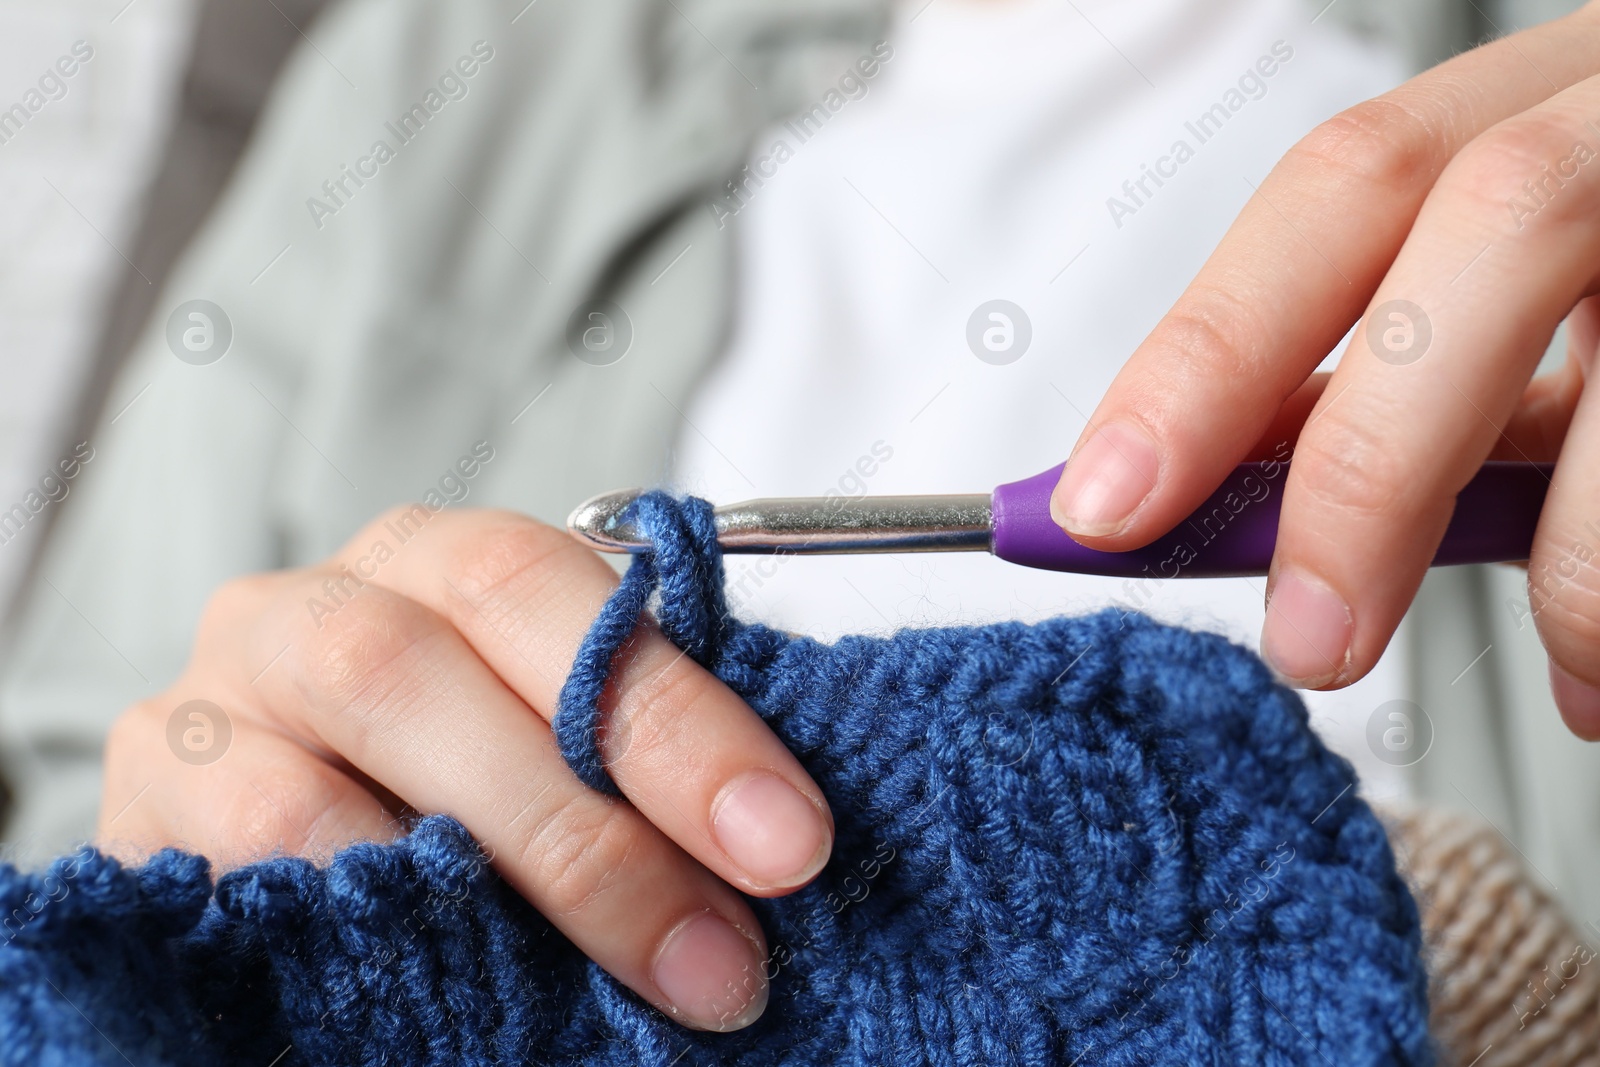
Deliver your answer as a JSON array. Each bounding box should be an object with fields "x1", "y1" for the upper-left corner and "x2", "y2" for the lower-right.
[
  {"x1": 1049, "y1": 4, "x2": 1600, "y2": 735},
  {"x1": 98, "y1": 507, "x2": 833, "y2": 1031}
]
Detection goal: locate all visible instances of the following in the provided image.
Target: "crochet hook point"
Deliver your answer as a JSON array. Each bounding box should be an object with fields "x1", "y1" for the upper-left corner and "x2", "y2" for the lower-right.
[{"x1": 567, "y1": 487, "x2": 647, "y2": 552}]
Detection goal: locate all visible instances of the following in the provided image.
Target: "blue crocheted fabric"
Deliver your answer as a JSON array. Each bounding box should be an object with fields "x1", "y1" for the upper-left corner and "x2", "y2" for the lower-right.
[{"x1": 0, "y1": 493, "x2": 1433, "y2": 1066}]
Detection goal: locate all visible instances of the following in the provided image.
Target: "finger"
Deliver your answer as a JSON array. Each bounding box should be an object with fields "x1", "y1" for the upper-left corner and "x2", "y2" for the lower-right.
[
  {"x1": 1530, "y1": 301, "x2": 1600, "y2": 737},
  {"x1": 249, "y1": 573, "x2": 772, "y2": 1031},
  {"x1": 99, "y1": 695, "x2": 397, "y2": 864},
  {"x1": 1491, "y1": 294, "x2": 1600, "y2": 460},
  {"x1": 322, "y1": 507, "x2": 833, "y2": 897},
  {"x1": 1233, "y1": 325, "x2": 1588, "y2": 463},
  {"x1": 1243, "y1": 372, "x2": 1330, "y2": 459},
  {"x1": 1261, "y1": 73, "x2": 1600, "y2": 688},
  {"x1": 1049, "y1": 9, "x2": 1600, "y2": 547}
]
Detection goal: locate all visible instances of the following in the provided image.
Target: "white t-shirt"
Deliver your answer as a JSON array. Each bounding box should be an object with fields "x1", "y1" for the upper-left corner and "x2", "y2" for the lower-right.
[{"x1": 673, "y1": 0, "x2": 1410, "y2": 795}]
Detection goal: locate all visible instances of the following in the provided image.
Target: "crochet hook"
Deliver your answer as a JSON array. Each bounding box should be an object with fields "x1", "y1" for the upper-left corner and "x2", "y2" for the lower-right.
[{"x1": 566, "y1": 462, "x2": 1552, "y2": 579}]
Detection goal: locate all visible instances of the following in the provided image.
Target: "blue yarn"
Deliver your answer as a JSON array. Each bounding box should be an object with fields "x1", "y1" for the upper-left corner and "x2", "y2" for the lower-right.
[
  {"x1": 0, "y1": 492, "x2": 1434, "y2": 1066},
  {"x1": 556, "y1": 493, "x2": 729, "y2": 794}
]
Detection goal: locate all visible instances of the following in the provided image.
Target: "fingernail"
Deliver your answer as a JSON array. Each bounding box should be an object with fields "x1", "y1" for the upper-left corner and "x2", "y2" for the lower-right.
[
  {"x1": 1549, "y1": 660, "x2": 1600, "y2": 740},
  {"x1": 652, "y1": 911, "x2": 769, "y2": 1030},
  {"x1": 1049, "y1": 421, "x2": 1159, "y2": 537},
  {"x1": 712, "y1": 772, "x2": 831, "y2": 889},
  {"x1": 1260, "y1": 568, "x2": 1352, "y2": 688}
]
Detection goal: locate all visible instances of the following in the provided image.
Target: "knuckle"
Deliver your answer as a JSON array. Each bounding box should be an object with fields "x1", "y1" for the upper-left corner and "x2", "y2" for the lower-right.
[
  {"x1": 1289, "y1": 411, "x2": 1412, "y2": 522},
  {"x1": 364, "y1": 503, "x2": 442, "y2": 549},
  {"x1": 196, "y1": 574, "x2": 279, "y2": 643},
  {"x1": 290, "y1": 586, "x2": 439, "y2": 712},
  {"x1": 104, "y1": 701, "x2": 159, "y2": 769},
  {"x1": 516, "y1": 797, "x2": 640, "y2": 920},
  {"x1": 443, "y1": 512, "x2": 588, "y2": 614},
  {"x1": 1152, "y1": 290, "x2": 1272, "y2": 389},
  {"x1": 224, "y1": 764, "x2": 343, "y2": 856},
  {"x1": 1443, "y1": 115, "x2": 1587, "y2": 225},
  {"x1": 1289, "y1": 98, "x2": 1439, "y2": 195},
  {"x1": 99, "y1": 705, "x2": 166, "y2": 835},
  {"x1": 370, "y1": 501, "x2": 434, "y2": 532}
]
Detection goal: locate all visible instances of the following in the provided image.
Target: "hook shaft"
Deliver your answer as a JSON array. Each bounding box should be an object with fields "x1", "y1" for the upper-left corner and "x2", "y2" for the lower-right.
[{"x1": 567, "y1": 489, "x2": 992, "y2": 554}]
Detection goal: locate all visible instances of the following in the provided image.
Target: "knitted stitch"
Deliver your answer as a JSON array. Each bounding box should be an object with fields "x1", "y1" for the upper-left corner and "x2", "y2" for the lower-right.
[{"x1": 0, "y1": 492, "x2": 1434, "y2": 1066}]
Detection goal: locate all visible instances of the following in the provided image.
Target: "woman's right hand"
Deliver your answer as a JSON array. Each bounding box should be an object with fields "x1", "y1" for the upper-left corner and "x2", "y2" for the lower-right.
[{"x1": 97, "y1": 506, "x2": 834, "y2": 1031}]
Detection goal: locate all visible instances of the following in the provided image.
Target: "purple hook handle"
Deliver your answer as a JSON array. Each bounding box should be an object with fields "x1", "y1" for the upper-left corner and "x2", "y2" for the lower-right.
[{"x1": 990, "y1": 461, "x2": 1552, "y2": 578}]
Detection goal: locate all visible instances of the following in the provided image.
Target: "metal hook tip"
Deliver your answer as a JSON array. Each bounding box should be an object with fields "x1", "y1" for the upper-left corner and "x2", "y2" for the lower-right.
[{"x1": 566, "y1": 488, "x2": 647, "y2": 552}]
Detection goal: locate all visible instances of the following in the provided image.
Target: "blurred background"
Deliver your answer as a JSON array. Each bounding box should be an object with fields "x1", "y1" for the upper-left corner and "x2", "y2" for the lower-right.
[{"x1": 0, "y1": 0, "x2": 321, "y2": 620}]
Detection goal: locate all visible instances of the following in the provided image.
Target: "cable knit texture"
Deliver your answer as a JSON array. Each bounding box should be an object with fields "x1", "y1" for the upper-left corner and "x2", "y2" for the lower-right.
[{"x1": 0, "y1": 492, "x2": 1433, "y2": 1066}]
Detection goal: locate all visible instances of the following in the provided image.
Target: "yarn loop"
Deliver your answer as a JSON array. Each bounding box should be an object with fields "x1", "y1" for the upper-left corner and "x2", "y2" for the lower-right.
[{"x1": 556, "y1": 492, "x2": 729, "y2": 793}]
